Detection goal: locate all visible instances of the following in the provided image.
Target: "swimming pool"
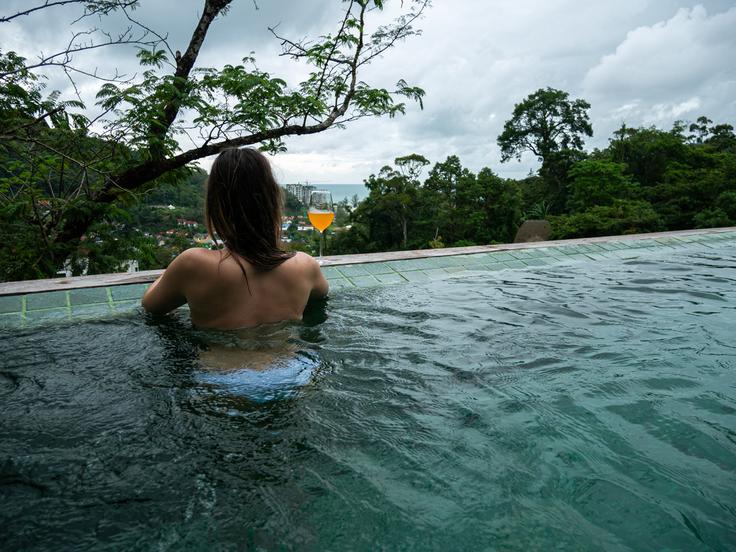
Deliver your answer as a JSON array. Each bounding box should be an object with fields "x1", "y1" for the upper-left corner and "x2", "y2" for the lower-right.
[{"x1": 1, "y1": 233, "x2": 735, "y2": 550}]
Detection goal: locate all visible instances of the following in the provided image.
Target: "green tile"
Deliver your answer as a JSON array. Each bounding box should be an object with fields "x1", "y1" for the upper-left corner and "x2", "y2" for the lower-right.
[
  {"x1": 443, "y1": 266, "x2": 466, "y2": 274},
  {"x1": 584, "y1": 253, "x2": 609, "y2": 261},
  {"x1": 363, "y1": 262, "x2": 396, "y2": 275},
  {"x1": 481, "y1": 263, "x2": 510, "y2": 271},
  {"x1": 71, "y1": 303, "x2": 114, "y2": 319},
  {"x1": 401, "y1": 271, "x2": 430, "y2": 283},
  {"x1": 24, "y1": 307, "x2": 70, "y2": 324},
  {"x1": 70, "y1": 287, "x2": 109, "y2": 306},
  {"x1": 595, "y1": 251, "x2": 622, "y2": 259},
  {"x1": 26, "y1": 291, "x2": 68, "y2": 311},
  {"x1": 508, "y1": 249, "x2": 535, "y2": 259},
  {"x1": 525, "y1": 248, "x2": 554, "y2": 258},
  {"x1": 417, "y1": 258, "x2": 440, "y2": 269},
  {"x1": 337, "y1": 264, "x2": 371, "y2": 278},
  {"x1": 611, "y1": 250, "x2": 640, "y2": 259},
  {"x1": 110, "y1": 284, "x2": 148, "y2": 301},
  {"x1": 348, "y1": 275, "x2": 380, "y2": 288},
  {"x1": 545, "y1": 247, "x2": 572, "y2": 256},
  {"x1": 566, "y1": 253, "x2": 595, "y2": 261},
  {"x1": 388, "y1": 259, "x2": 424, "y2": 272},
  {"x1": 0, "y1": 295, "x2": 22, "y2": 314},
  {"x1": 655, "y1": 237, "x2": 678, "y2": 245},
  {"x1": 504, "y1": 260, "x2": 527, "y2": 269},
  {"x1": 523, "y1": 258, "x2": 554, "y2": 267},
  {"x1": 456, "y1": 254, "x2": 486, "y2": 267},
  {"x1": 422, "y1": 257, "x2": 450, "y2": 269},
  {"x1": 487, "y1": 251, "x2": 517, "y2": 262},
  {"x1": 423, "y1": 268, "x2": 449, "y2": 280},
  {"x1": 113, "y1": 300, "x2": 141, "y2": 313},
  {"x1": 476, "y1": 253, "x2": 503, "y2": 264},
  {"x1": 375, "y1": 272, "x2": 407, "y2": 284},
  {"x1": 0, "y1": 312, "x2": 23, "y2": 329},
  {"x1": 443, "y1": 256, "x2": 466, "y2": 267},
  {"x1": 321, "y1": 266, "x2": 342, "y2": 279},
  {"x1": 328, "y1": 278, "x2": 355, "y2": 290}
]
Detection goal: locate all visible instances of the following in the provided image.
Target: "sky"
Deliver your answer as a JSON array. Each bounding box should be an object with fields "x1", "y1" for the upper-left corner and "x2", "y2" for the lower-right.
[{"x1": 2, "y1": 0, "x2": 735, "y2": 184}]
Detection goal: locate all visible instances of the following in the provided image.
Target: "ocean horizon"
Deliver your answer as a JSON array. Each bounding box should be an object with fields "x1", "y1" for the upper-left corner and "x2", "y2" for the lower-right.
[{"x1": 287, "y1": 183, "x2": 369, "y2": 204}]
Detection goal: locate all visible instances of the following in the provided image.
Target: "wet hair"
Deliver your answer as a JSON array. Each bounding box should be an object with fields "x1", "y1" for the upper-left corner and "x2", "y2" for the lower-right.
[{"x1": 205, "y1": 148, "x2": 294, "y2": 285}]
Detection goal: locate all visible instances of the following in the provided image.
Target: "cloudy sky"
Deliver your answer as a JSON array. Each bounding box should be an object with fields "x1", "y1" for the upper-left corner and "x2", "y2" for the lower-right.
[{"x1": 2, "y1": 0, "x2": 735, "y2": 184}]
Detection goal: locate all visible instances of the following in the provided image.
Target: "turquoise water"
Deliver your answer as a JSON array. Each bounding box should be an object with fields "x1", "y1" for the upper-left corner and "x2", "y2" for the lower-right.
[{"x1": 1, "y1": 241, "x2": 735, "y2": 550}]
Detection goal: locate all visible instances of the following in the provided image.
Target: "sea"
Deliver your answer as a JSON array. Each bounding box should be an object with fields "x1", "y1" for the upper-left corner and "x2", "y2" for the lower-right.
[{"x1": 306, "y1": 184, "x2": 369, "y2": 204}]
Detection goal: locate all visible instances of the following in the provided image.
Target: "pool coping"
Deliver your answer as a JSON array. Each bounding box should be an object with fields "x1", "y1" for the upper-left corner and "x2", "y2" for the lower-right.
[{"x1": 1, "y1": 226, "x2": 735, "y2": 297}]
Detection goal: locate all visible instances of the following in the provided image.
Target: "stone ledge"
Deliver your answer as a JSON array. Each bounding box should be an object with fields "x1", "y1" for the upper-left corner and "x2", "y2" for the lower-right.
[{"x1": 0, "y1": 226, "x2": 734, "y2": 297}]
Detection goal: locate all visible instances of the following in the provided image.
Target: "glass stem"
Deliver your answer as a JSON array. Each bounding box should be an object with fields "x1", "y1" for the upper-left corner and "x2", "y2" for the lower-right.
[{"x1": 319, "y1": 231, "x2": 324, "y2": 258}]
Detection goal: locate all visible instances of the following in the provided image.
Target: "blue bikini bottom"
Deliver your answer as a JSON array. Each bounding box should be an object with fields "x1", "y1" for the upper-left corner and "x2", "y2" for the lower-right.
[{"x1": 194, "y1": 354, "x2": 318, "y2": 403}]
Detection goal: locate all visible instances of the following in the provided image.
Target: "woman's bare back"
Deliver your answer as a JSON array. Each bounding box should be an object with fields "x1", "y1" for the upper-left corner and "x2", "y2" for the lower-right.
[{"x1": 142, "y1": 248, "x2": 328, "y2": 329}]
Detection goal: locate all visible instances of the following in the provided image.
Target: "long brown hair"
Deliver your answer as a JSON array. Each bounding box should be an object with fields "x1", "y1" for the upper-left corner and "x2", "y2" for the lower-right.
[{"x1": 205, "y1": 148, "x2": 294, "y2": 284}]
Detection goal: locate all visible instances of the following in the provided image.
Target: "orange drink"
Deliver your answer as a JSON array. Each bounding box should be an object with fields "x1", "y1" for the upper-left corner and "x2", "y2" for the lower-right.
[{"x1": 308, "y1": 211, "x2": 335, "y2": 233}]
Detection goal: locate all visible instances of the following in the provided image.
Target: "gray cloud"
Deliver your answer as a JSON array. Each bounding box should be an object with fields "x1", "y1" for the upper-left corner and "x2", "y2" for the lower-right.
[{"x1": 2, "y1": 0, "x2": 734, "y2": 183}]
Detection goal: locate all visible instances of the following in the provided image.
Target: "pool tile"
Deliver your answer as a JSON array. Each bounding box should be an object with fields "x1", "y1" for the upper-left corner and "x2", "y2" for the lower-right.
[
  {"x1": 487, "y1": 251, "x2": 516, "y2": 262},
  {"x1": 338, "y1": 264, "x2": 371, "y2": 278},
  {"x1": 387, "y1": 259, "x2": 424, "y2": 272},
  {"x1": 423, "y1": 268, "x2": 448, "y2": 280},
  {"x1": 375, "y1": 272, "x2": 407, "y2": 284},
  {"x1": 610, "y1": 250, "x2": 640, "y2": 259},
  {"x1": 508, "y1": 249, "x2": 536, "y2": 259},
  {"x1": 443, "y1": 256, "x2": 466, "y2": 267},
  {"x1": 0, "y1": 312, "x2": 23, "y2": 329},
  {"x1": 24, "y1": 307, "x2": 70, "y2": 324},
  {"x1": 400, "y1": 271, "x2": 430, "y2": 283},
  {"x1": 458, "y1": 254, "x2": 486, "y2": 267},
  {"x1": 26, "y1": 291, "x2": 68, "y2": 311},
  {"x1": 321, "y1": 266, "x2": 342, "y2": 279},
  {"x1": 443, "y1": 266, "x2": 466, "y2": 274},
  {"x1": 70, "y1": 287, "x2": 109, "y2": 306},
  {"x1": 504, "y1": 260, "x2": 527, "y2": 269},
  {"x1": 113, "y1": 300, "x2": 141, "y2": 313},
  {"x1": 347, "y1": 275, "x2": 380, "y2": 288},
  {"x1": 526, "y1": 248, "x2": 554, "y2": 258},
  {"x1": 523, "y1": 258, "x2": 555, "y2": 267},
  {"x1": 363, "y1": 262, "x2": 396, "y2": 275},
  {"x1": 71, "y1": 303, "x2": 114, "y2": 319},
  {"x1": 481, "y1": 263, "x2": 510, "y2": 271},
  {"x1": 545, "y1": 247, "x2": 572, "y2": 256},
  {"x1": 0, "y1": 295, "x2": 22, "y2": 314},
  {"x1": 110, "y1": 284, "x2": 148, "y2": 301},
  {"x1": 327, "y1": 278, "x2": 355, "y2": 290},
  {"x1": 584, "y1": 253, "x2": 609, "y2": 261}
]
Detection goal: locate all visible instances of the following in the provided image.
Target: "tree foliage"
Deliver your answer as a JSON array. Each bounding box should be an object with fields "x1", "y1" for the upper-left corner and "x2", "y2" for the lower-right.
[
  {"x1": 497, "y1": 87, "x2": 592, "y2": 164},
  {"x1": 0, "y1": 0, "x2": 428, "y2": 280}
]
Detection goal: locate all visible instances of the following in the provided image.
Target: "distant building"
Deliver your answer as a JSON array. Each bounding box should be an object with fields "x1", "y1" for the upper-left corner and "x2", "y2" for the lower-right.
[{"x1": 286, "y1": 183, "x2": 316, "y2": 205}]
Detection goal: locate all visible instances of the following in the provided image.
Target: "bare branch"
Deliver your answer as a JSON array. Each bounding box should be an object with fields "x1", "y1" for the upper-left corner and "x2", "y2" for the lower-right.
[{"x1": 1, "y1": 0, "x2": 87, "y2": 23}]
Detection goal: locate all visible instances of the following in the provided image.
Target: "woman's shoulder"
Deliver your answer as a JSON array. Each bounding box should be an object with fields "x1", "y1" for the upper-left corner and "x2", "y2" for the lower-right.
[{"x1": 168, "y1": 247, "x2": 221, "y2": 275}]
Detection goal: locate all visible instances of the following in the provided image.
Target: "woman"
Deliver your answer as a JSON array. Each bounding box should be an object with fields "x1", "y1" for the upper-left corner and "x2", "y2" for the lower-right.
[{"x1": 142, "y1": 147, "x2": 329, "y2": 329}]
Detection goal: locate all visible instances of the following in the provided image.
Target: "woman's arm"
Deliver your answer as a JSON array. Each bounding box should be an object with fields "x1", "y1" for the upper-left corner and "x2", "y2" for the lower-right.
[
  {"x1": 310, "y1": 257, "x2": 330, "y2": 300},
  {"x1": 141, "y1": 249, "x2": 198, "y2": 314}
]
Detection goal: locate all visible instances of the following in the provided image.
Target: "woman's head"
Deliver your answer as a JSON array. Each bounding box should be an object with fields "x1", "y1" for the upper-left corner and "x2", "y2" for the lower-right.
[{"x1": 205, "y1": 147, "x2": 293, "y2": 273}]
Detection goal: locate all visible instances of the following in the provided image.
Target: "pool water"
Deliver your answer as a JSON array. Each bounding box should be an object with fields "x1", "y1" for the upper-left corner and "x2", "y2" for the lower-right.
[{"x1": 1, "y1": 242, "x2": 735, "y2": 550}]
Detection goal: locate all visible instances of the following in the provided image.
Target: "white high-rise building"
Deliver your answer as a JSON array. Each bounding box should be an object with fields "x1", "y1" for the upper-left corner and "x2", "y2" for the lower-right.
[{"x1": 285, "y1": 183, "x2": 316, "y2": 205}]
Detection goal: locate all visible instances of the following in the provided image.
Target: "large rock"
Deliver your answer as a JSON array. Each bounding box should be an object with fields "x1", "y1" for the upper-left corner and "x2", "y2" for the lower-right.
[{"x1": 514, "y1": 220, "x2": 551, "y2": 243}]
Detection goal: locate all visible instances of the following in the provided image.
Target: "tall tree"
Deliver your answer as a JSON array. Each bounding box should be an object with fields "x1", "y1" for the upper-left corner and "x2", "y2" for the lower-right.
[
  {"x1": 0, "y1": 0, "x2": 428, "y2": 280},
  {"x1": 497, "y1": 87, "x2": 592, "y2": 213},
  {"x1": 497, "y1": 87, "x2": 592, "y2": 167}
]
